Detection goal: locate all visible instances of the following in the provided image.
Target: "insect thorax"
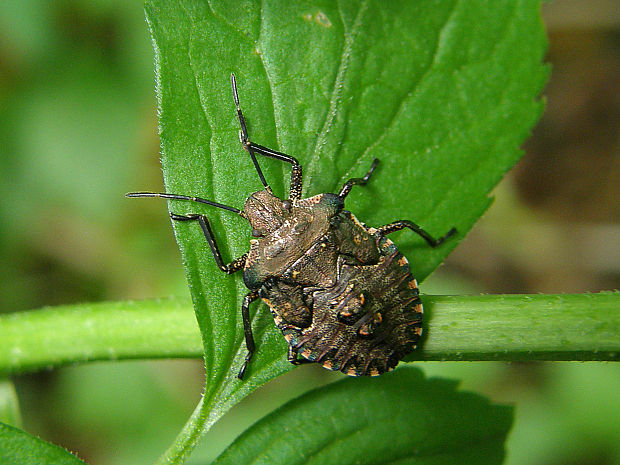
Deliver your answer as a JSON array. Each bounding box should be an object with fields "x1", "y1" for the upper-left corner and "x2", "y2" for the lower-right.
[{"x1": 242, "y1": 191, "x2": 344, "y2": 290}]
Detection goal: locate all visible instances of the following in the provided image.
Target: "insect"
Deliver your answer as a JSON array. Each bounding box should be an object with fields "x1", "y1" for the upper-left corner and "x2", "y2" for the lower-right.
[{"x1": 127, "y1": 74, "x2": 456, "y2": 379}]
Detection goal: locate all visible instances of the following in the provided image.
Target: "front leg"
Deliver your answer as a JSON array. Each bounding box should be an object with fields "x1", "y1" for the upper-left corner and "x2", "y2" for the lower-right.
[
  {"x1": 170, "y1": 213, "x2": 247, "y2": 274},
  {"x1": 338, "y1": 158, "x2": 378, "y2": 199}
]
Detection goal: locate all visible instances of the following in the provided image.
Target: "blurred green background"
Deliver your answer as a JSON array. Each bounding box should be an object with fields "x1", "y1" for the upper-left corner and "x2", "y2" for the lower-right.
[{"x1": 0, "y1": 1, "x2": 618, "y2": 464}]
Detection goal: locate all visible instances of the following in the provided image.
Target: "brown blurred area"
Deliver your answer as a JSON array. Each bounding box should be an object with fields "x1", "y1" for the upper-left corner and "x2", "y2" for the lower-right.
[{"x1": 431, "y1": 0, "x2": 620, "y2": 295}]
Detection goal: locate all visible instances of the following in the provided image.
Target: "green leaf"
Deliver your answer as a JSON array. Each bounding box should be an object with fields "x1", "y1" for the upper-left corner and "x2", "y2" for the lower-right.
[
  {"x1": 213, "y1": 367, "x2": 513, "y2": 465},
  {"x1": 0, "y1": 422, "x2": 86, "y2": 465},
  {"x1": 0, "y1": 380, "x2": 21, "y2": 427},
  {"x1": 144, "y1": 0, "x2": 547, "y2": 461}
]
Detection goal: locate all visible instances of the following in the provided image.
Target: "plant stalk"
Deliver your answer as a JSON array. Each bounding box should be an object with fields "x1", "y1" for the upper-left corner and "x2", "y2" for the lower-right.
[{"x1": 0, "y1": 293, "x2": 618, "y2": 376}]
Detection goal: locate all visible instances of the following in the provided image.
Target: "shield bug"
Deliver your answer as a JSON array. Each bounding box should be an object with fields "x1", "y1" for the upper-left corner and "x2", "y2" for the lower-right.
[{"x1": 127, "y1": 74, "x2": 456, "y2": 379}]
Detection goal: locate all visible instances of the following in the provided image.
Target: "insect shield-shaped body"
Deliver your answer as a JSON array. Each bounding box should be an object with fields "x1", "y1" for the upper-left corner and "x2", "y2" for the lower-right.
[
  {"x1": 244, "y1": 191, "x2": 428, "y2": 376},
  {"x1": 127, "y1": 74, "x2": 456, "y2": 379}
]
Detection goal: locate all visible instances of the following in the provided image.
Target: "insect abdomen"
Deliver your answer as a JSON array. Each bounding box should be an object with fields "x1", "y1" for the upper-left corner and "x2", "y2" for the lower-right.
[{"x1": 277, "y1": 235, "x2": 423, "y2": 376}]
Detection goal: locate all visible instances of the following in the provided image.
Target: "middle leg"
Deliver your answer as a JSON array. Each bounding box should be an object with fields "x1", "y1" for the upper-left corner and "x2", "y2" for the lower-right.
[
  {"x1": 238, "y1": 290, "x2": 260, "y2": 379},
  {"x1": 377, "y1": 220, "x2": 457, "y2": 248}
]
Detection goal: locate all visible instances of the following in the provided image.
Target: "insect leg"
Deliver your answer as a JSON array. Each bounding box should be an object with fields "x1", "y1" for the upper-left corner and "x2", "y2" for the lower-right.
[
  {"x1": 377, "y1": 220, "x2": 457, "y2": 248},
  {"x1": 338, "y1": 158, "x2": 379, "y2": 199},
  {"x1": 170, "y1": 213, "x2": 247, "y2": 273},
  {"x1": 238, "y1": 290, "x2": 260, "y2": 379},
  {"x1": 287, "y1": 345, "x2": 313, "y2": 366}
]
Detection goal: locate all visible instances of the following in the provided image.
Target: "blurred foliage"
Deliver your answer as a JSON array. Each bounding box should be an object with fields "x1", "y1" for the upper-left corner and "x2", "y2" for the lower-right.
[
  {"x1": 0, "y1": 1, "x2": 618, "y2": 464},
  {"x1": 0, "y1": 422, "x2": 86, "y2": 464},
  {"x1": 213, "y1": 367, "x2": 513, "y2": 465},
  {"x1": 0, "y1": 0, "x2": 189, "y2": 314},
  {"x1": 0, "y1": 380, "x2": 21, "y2": 427}
]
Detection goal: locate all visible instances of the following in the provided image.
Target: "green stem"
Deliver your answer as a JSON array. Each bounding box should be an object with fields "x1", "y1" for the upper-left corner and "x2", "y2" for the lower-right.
[
  {"x1": 0, "y1": 298, "x2": 201, "y2": 376},
  {"x1": 410, "y1": 293, "x2": 620, "y2": 361},
  {"x1": 0, "y1": 293, "x2": 618, "y2": 376}
]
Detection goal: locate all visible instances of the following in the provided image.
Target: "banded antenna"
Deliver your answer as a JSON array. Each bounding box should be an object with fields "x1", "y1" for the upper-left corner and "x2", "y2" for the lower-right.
[
  {"x1": 125, "y1": 192, "x2": 243, "y2": 216},
  {"x1": 231, "y1": 73, "x2": 270, "y2": 192},
  {"x1": 126, "y1": 75, "x2": 273, "y2": 215}
]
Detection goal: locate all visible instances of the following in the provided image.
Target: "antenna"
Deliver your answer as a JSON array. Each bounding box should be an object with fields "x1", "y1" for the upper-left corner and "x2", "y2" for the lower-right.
[
  {"x1": 231, "y1": 73, "x2": 270, "y2": 191},
  {"x1": 125, "y1": 192, "x2": 243, "y2": 216}
]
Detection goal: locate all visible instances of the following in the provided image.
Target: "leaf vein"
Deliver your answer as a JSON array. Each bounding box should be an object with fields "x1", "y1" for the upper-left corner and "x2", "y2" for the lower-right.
[
  {"x1": 255, "y1": 0, "x2": 287, "y2": 190},
  {"x1": 337, "y1": 0, "x2": 461, "y2": 188},
  {"x1": 306, "y1": 0, "x2": 370, "y2": 185}
]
